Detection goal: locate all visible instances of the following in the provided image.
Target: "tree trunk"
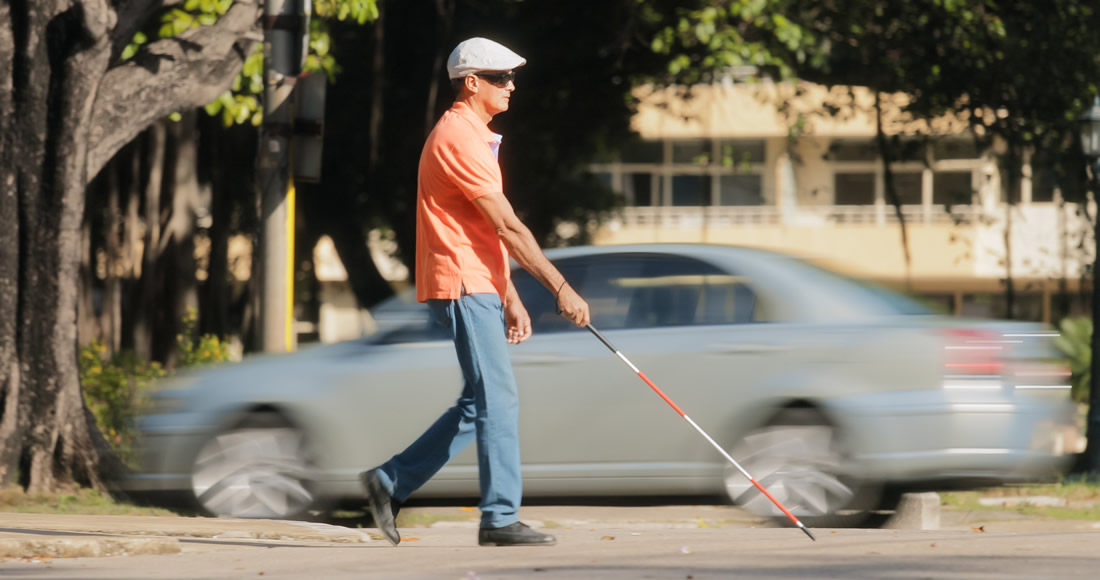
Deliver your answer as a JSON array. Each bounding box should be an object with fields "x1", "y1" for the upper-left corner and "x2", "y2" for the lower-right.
[
  {"x1": 1086, "y1": 160, "x2": 1100, "y2": 474},
  {"x1": 201, "y1": 114, "x2": 231, "y2": 338},
  {"x1": 132, "y1": 122, "x2": 166, "y2": 361},
  {"x1": 874, "y1": 91, "x2": 913, "y2": 291},
  {"x1": 0, "y1": 0, "x2": 20, "y2": 487},
  {"x1": 155, "y1": 112, "x2": 201, "y2": 367},
  {"x1": 100, "y1": 156, "x2": 122, "y2": 354},
  {"x1": 0, "y1": 0, "x2": 124, "y2": 491},
  {"x1": 1002, "y1": 145, "x2": 1019, "y2": 319},
  {"x1": 78, "y1": 216, "x2": 100, "y2": 347},
  {"x1": 0, "y1": 0, "x2": 261, "y2": 491}
]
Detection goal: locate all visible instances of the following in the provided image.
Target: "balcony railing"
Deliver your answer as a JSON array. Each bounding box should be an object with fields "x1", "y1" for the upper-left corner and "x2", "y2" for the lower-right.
[{"x1": 618, "y1": 204, "x2": 980, "y2": 228}]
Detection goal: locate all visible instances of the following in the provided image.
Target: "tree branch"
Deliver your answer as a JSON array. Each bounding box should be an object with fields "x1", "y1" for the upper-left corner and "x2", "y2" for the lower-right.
[
  {"x1": 86, "y1": 0, "x2": 261, "y2": 180},
  {"x1": 109, "y1": 0, "x2": 178, "y2": 63}
]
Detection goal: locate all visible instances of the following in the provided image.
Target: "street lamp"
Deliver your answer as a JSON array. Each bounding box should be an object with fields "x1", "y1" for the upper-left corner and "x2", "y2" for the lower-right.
[{"x1": 1079, "y1": 95, "x2": 1100, "y2": 475}]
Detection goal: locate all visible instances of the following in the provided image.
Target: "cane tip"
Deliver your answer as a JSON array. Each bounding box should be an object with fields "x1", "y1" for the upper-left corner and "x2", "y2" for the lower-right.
[{"x1": 799, "y1": 524, "x2": 816, "y2": 542}]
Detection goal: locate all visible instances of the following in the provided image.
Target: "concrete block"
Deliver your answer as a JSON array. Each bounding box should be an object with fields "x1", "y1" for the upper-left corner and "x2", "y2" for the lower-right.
[{"x1": 885, "y1": 492, "x2": 941, "y2": 530}]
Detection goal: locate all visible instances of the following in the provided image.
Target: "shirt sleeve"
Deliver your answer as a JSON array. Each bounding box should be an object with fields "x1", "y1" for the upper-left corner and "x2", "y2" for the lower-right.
[{"x1": 438, "y1": 133, "x2": 504, "y2": 202}]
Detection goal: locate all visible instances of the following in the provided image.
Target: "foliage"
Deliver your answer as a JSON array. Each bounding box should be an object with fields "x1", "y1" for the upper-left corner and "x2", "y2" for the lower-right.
[
  {"x1": 80, "y1": 310, "x2": 231, "y2": 467},
  {"x1": 648, "y1": 1, "x2": 1100, "y2": 173},
  {"x1": 124, "y1": 0, "x2": 379, "y2": 127},
  {"x1": 79, "y1": 343, "x2": 165, "y2": 466},
  {"x1": 1054, "y1": 317, "x2": 1092, "y2": 404},
  {"x1": 176, "y1": 308, "x2": 232, "y2": 368}
]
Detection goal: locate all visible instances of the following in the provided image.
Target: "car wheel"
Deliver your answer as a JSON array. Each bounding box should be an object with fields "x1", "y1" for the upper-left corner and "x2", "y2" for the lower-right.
[
  {"x1": 190, "y1": 412, "x2": 315, "y2": 519},
  {"x1": 723, "y1": 407, "x2": 881, "y2": 528}
]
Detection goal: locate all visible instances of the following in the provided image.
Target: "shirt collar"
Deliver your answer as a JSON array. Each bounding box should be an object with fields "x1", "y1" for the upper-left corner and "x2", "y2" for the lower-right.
[{"x1": 451, "y1": 101, "x2": 497, "y2": 142}]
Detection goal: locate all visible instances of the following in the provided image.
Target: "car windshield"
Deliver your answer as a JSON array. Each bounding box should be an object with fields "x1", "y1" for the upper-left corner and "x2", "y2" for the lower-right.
[{"x1": 363, "y1": 288, "x2": 429, "y2": 339}]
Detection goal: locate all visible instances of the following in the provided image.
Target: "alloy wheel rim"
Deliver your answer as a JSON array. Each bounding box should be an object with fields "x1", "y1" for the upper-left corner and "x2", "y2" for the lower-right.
[
  {"x1": 724, "y1": 424, "x2": 856, "y2": 518},
  {"x1": 191, "y1": 427, "x2": 314, "y2": 518}
]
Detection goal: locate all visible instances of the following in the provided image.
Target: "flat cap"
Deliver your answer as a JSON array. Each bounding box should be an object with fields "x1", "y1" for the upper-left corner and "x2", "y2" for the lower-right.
[{"x1": 447, "y1": 37, "x2": 526, "y2": 79}]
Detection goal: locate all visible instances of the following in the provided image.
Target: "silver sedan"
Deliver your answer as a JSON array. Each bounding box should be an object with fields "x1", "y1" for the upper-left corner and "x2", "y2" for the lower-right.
[{"x1": 125, "y1": 244, "x2": 1075, "y2": 526}]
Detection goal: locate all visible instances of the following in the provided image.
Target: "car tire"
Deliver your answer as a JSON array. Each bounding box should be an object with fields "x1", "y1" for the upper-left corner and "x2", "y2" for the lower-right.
[
  {"x1": 190, "y1": 411, "x2": 316, "y2": 519},
  {"x1": 723, "y1": 407, "x2": 882, "y2": 528}
]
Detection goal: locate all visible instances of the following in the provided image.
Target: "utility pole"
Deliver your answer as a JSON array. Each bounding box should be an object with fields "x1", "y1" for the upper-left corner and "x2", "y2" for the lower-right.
[{"x1": 258, "y1": 0, "x2": 310, "y2": 352}]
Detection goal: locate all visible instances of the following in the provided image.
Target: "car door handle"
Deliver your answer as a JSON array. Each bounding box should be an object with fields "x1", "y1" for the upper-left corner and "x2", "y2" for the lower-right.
[
  {"x1": 716, "y1": 343, "x2": 790, "y2": 354},
  {"x1": 513, "y1": 354, "x2": 581, "y2": 366}
]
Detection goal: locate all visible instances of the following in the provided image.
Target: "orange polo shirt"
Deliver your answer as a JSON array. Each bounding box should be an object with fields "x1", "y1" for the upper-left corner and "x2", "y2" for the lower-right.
[{"x1": 415, "y1": 101, "x2": 510, "y2": 302}]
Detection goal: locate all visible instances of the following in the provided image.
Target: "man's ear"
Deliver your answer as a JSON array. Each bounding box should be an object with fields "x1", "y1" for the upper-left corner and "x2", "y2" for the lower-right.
[{"x1": 464, "y1": 75, "x2": 480, "y2": 94}]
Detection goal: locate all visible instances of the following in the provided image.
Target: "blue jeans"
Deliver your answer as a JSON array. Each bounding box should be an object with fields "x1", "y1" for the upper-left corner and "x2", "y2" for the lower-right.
[{"x1": 372, "y1": 292, "x2": 522, "y2": 528}]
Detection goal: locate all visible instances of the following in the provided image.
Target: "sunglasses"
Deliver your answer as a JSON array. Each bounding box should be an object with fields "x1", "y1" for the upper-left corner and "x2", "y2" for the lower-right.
[{"x1": 475, "y1": 71, "x2": 516, "y2": 87}]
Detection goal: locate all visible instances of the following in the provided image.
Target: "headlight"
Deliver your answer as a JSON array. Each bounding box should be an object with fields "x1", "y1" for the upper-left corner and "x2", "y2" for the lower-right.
[
  {"x1": 142, "y1": 394, "x2": 188, "y2": 416},
  {"x1": 141, "y1": 376, "x2": 201, "y2": 416}
]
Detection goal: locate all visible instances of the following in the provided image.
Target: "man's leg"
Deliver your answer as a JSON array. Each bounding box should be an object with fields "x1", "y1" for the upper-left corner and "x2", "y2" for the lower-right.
[
  {"x1": 454, "y1": 293, "x2": 555, "y2": 546},
  {"x1": 452, "y1": 293, "x2": 523, "y2": 529},
  {"x1": 365, "y1": 299, "x2": 477, "y2": 545}
]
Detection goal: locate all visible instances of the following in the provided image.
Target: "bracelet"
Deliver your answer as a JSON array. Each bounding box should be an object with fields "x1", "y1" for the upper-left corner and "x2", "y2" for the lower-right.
[{"x1": 555, "y1": 280, "x2": 568, "y2": 297}]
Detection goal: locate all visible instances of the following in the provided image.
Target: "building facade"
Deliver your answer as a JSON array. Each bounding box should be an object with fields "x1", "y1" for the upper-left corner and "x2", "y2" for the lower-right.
[{"x1": 588, "y1": 81, "x2": 1093, "y2": 323}]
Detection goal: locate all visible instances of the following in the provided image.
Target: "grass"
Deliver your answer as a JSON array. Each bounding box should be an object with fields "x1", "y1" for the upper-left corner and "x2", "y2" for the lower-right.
[
  {"x1": 940, "y1": 479, "x2": 1100, "y2": 521},
  {"x1": 0, "y1": 486, "x2": 180, "y2": 517}
]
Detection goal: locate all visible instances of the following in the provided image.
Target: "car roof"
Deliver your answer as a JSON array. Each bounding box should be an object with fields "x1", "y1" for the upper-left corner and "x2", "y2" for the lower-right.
[{"x1": 531, "y1": 243, "x2": 929, "y2": 322}]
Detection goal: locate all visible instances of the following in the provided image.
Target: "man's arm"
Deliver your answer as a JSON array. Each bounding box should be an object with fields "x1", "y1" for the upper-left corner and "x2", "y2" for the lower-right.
[{"x1": 473, "y1": 192, "x2": 589, "y2": 326}]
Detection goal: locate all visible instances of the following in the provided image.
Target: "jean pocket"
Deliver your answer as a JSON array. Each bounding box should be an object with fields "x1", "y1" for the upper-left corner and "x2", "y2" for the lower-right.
[{"x1": 427, "y1": 299, "x2": 453, "y2": 329}]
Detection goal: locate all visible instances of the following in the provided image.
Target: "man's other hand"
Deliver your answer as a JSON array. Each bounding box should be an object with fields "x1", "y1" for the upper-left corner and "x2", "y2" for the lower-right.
[{"x1": 504, "y1": 299, "x2": 532, "y2": 344}]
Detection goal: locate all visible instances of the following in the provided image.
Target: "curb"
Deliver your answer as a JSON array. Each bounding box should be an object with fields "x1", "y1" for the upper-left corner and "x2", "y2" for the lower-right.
[
  {"x1": 0, "y1": 513, "x2": 373, "y2": 545},
  {"x1": 0, "y1": 537, "x2": 180, "y2": 559}
]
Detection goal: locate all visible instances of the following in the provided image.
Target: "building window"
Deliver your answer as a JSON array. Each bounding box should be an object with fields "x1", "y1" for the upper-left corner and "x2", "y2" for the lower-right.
[
  {"x1": 719, "y1": 175, "x2": 764, "y2": 206},
  {"x1": 834, "y1": 173, "x2": 875, "y2": 205},
  {"x1": 933, "y1": 172, "x2": 973, "y2": 205},
  {"x1": 891, "y1": 172, "x2": 923, "y2": 205},
  {"x1": 622, "y1": 140, "x2": 663, "y2": 164},
  {"x1": 671, "y1": 175, "x2": 711, "y2": 206},
  {"x1": 594, "y1": 138, "x2": 766, "y2": 207},
  {"x1": 624, "y1": 173, "x2": 657, "y2": 206},
  {"x1": 829, "y1": 140, "x2": 877, "y2": 162},
  {"x1": 933, "y1": 139, "x2": 978, "y2": 161},
  {"x1": 719, "y1": 140, "x2": 766, "y2": 167},
  {"x1": 671, "y1": 140, "x2": 711, "y2": 165}
]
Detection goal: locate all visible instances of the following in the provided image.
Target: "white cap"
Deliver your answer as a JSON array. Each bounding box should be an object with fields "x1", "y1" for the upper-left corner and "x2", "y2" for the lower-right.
[{"x1": 447, "y1": 37, "x2": 526, "y2": 79}]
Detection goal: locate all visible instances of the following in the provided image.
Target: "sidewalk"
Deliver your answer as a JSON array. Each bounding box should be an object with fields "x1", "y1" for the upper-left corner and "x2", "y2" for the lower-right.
[
  {"x1": 0, "y1": 512, "x2": 373, "y2": 559},
  {"x1": 1, "y1": 502, "x2": 1097, "y2": 561}
]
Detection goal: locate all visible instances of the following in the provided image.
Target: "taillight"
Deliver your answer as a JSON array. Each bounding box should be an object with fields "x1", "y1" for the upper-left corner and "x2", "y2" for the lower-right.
[
  {"x1": 942, "y1": 329, "x2": 1005, "y2": 389},
  {"x1": 941, "y1": 328, "x2": 1072, "y2": 394}
]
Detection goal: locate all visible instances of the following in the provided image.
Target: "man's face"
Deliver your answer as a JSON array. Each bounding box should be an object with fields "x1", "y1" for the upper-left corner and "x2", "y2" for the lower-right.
[{"x1": 471, "y1": 70, "x2": 516, "y2": 115}]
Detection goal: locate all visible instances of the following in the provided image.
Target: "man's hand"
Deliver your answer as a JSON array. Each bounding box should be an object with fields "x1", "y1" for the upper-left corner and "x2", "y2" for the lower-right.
[
  {"x1": 504, "y1": 297, "x2": 532, "y2": 344},
  {"x1": 556, "y1": 283, "x2": 591, "y2": 327}
]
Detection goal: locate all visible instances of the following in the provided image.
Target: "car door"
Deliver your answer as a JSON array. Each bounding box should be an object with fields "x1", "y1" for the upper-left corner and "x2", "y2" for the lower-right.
[
  {"x1": 510, "y1": 251, "x2": 781, "y2": 494},
  {"x1": 321, "y1": 307, "x2": 486, "y2": 491}
]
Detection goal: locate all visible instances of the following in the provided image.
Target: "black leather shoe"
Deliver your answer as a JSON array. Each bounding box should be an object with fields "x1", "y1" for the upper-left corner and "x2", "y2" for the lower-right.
[
  {"x1": 478, "y1": 522, "x2": 556, "y2": 546},
  {"x1": 360, "y1": 470, "x2": 400, "y2": 545}
]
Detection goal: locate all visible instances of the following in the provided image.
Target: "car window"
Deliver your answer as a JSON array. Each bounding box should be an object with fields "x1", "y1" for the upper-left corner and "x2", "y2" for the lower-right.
[
  {"x1": 791, "y1": 259, "x2": 933, "y2": 315},
  {"x1": 617, "y1": 254, "x2": 761, "y2": 328},
  {"x1": 511, "y1": 259, "x2": 588, "y2": 334},
  {"x1": 374, "y1": 309, "x2": 452, "y2": 344},
  {"x1": 524, "y1": 252, "x2": 763, "y2": 331}
]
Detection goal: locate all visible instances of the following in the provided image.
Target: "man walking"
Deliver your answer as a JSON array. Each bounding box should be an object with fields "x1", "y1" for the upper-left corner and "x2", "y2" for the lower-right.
[{"x1": 360, "y1": 37, "x2": 591, "y2": 547}]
